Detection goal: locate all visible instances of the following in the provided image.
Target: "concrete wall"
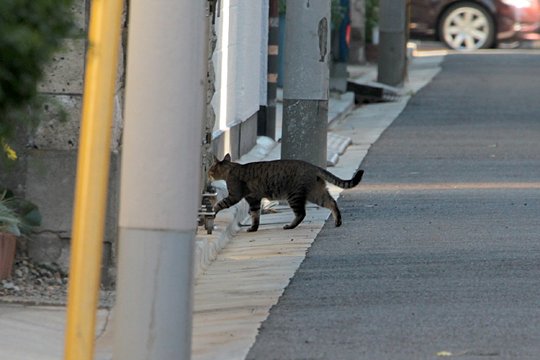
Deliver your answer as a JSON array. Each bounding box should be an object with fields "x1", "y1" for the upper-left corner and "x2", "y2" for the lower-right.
[
  {"x1": 0, "y1": 0, "x2": 126, "y2": 286},
  {"x1": 1, "y1": 0, "x2": 269, "y2": 285}
]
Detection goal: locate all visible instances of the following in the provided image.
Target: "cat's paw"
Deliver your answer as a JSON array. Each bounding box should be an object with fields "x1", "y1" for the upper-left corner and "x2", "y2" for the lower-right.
[
  {"x1": 247, "y1": 227, "x2": 258, "y2": 232},
  {"x1": 335, "y1": 219, "x2": 342, "y2": 227}
]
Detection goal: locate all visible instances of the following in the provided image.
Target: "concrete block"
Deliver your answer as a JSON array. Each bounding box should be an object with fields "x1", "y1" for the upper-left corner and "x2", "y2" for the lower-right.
[
  {"x1": 228, "y1": 124, "x2": 241, "y2": 160},
  {"x1": 71, "y1": 0, "x2": 89, "y2": 33},
  {"x1": 27, "y1": 232, "x2": 70, "y2": 271},
  {"x1": 25, "y1": 151, "x2": 77, "y2": 234},
  {"x1": 211, "y1": 115, "x2": 257, "y2": 161},
  {"x1": 25, "y1": 150, "x2": 119, "y2": 279},
  {"x1": 31, "y1": 95, "x2": 82, "y2": 151},
  {"x1": 211, "y1": 131, "x2": 226, "y2": 160},
  {"x1": 38, "y1": 39, "x2": 85, "y2": 94},
  {"x1": 239, "y1": 112, "x2": 258, "y2": 157}
]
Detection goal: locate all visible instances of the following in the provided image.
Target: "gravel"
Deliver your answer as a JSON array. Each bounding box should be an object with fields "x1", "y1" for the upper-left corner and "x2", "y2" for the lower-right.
[{"x1": 0, "y1": 255, "x2": 115, "y2": 308}]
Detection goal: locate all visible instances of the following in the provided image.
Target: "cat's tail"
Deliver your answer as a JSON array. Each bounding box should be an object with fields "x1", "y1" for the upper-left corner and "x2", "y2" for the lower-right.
[{"x1": 318, "y1": 168, "x2": 364, "y2": 189}]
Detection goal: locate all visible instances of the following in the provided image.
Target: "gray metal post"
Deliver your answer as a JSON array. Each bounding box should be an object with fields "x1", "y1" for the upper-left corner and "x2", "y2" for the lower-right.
[
  {"x1": 113, "y1": 0, "x2": 206, "y2": 359},
  {"x1": 377, "y1": 0, "x2": 408, "y2": 86},
  {"x1": 281, "y1": 0, "x2": 330, "y2": 168}
]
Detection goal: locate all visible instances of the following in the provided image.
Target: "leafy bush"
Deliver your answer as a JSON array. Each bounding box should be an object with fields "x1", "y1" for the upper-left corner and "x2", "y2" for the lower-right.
[
  {"x1": 366, "y1": 0, "x2": 379, "y2": 43},
  {"x1": 0, "y1": 188, "x2": 41, "y2": 236},
  {"x1": 0, "y1": 0, "x2": 75, "y2": 153}
]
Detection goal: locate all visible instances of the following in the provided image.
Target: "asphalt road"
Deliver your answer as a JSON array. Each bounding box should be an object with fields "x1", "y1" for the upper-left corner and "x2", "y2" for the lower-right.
[{"x1": 247, "y1": 51, "x2": 540, "y2": 360}]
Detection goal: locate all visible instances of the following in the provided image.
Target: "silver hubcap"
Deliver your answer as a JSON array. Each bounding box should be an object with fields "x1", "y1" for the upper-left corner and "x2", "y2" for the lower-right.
[{"x1": 442, "y1": 7, "x2": 490, "y2": 50}]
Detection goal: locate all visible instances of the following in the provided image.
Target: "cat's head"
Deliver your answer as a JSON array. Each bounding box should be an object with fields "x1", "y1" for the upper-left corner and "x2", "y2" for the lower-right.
[{"x1": 208, "y1": 153, "x2": 232, "y2": 180}]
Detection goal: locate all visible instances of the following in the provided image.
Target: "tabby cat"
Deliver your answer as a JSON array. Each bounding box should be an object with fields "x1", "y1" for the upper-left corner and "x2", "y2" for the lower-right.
[{"x1": 208, "y1": 153, "x2": 364, "y2": 232}]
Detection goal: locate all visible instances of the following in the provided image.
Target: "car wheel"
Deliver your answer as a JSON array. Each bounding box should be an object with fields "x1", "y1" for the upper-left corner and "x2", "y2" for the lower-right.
[{"x1": 438, "y1": 2, "x2": 495, "y2": 51}]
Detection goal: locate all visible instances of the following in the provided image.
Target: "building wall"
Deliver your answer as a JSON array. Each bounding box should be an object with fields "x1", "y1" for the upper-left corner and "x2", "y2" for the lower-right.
[{"x1": 212, "y1": 0, "x2": 268, "y2": 159}]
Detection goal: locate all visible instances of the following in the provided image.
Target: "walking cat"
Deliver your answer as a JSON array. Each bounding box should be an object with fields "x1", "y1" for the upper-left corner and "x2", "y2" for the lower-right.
[{"x1": 208, "y1": 154, "x2": 364, "y2": 232}]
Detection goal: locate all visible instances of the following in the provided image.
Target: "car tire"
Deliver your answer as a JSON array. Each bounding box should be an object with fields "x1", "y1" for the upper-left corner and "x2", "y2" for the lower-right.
[{"x1": 438, "y1": 2, "x2": 495, "y2": 51}]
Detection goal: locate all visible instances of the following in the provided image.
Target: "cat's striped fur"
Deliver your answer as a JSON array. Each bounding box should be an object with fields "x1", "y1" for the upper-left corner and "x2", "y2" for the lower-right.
[{"x1": 208, "y1": 154, "x2": 364, "y2": 232}]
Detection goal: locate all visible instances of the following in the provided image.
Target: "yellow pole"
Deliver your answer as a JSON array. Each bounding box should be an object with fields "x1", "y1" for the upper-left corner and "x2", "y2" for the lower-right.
[{"x1": 64, "y1": 0, "x2": 123, "y2": 359}]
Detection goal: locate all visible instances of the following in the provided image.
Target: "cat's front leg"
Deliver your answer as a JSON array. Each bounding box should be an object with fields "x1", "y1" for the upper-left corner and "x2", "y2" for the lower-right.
[
  {"x1": 245, "y1": 196, "x2": 262, "y2": 232},
  {"x1": 213, "y1": 196, "x2": 241, "y2": 214},
  {"x1": 247, "y1": 209, "x2": 260, "y2": 232}
]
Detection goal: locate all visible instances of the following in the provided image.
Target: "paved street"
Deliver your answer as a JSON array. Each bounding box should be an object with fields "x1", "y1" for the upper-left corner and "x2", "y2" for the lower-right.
[{"x1": 247, "y1": 51, "x2": 540, "y2": 359}]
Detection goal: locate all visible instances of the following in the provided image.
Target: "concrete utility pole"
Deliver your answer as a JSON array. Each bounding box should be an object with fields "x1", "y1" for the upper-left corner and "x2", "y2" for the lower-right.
[
  {"x1": 281, "y1": 0, "x2": 330, "y2": 167},
  {"x1": 377, "y1": 0, "x2": 409, "y2": 86},
  {"x1": 113, "y1": 1, "x2": 206, "y2": 359}
]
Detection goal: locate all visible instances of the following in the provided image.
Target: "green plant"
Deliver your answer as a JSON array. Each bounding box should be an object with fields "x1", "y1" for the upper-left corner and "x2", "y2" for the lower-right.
[
  {"x1": 0, "y1": 0, "x2": 76, "y2": 159},
  {"x1": 279, "y1": 0, "x2": 286, "y2": 15},
  {"x1": 366, "y1": 0, "x2": 379, "y2": 43},
  {"x1": 0, "y1": 197, "x2": 21, "y2": 236},
  {"x1": 0, "y1": 189, "x2": 42, "y2": 236}
]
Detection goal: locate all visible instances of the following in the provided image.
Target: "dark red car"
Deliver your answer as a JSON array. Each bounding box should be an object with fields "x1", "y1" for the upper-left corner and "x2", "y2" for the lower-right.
[{"x1": 410, "y1": 0, "x2": 540, "y2": 50}]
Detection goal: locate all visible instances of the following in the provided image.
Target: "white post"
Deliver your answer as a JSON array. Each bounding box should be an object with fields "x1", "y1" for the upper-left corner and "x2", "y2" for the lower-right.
[{"x1": 113, "y1": 0, "x2": 207, "y2": 359}]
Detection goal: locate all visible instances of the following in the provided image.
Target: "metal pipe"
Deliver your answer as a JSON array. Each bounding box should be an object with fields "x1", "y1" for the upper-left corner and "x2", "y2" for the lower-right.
[{"x1": 63, "y1": 0, "x2": 124, "y2": 359}]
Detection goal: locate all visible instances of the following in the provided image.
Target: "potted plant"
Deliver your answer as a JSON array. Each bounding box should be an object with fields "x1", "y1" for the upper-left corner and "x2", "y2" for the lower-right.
[
  {"x1": 0, "y1": 189, "x2": 42, "y2": 280},
  {"x1": 0, "y1": 195, "x2": 19, "y2": 280}
]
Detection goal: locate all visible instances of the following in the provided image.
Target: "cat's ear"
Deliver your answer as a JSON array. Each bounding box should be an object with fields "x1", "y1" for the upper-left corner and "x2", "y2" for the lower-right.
[{"x1": 223, "y1": 153, "x2": 231, "y2": 162}]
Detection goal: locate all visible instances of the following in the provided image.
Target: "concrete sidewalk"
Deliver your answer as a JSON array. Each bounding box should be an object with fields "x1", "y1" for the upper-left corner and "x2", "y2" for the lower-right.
[
  {"x1": 0, "y1": 53, "x2": 442, "y2": 360},
  {"x1": 192, "y1": 55, "x2": 443, "y2": 360}
]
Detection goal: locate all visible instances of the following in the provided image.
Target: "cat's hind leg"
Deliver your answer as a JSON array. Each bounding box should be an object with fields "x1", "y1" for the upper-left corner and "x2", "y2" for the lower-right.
[
  {"x1": 245, "y1": 196, "x2": 262, "y2": 232},
  {"x1": 308, "y1": 187, "x2": 342, "y2": 227},
  {"x1": 284, "y1": 193, "x2": 307, "y2": 230}
]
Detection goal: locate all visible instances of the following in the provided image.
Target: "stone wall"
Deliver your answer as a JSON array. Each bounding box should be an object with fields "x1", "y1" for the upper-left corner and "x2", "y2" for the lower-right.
[
  {"x1": 0, "y1": 0, "x2": 126, "y2": 286},
  {"x1": 1, "y1": 0, "x2": 266, "y2": 286}
]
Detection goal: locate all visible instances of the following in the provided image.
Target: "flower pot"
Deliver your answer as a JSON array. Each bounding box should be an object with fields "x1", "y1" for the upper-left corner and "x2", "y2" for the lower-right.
[{"x1": 0, "y1": 232, "x2": 17, "y2": 280}]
